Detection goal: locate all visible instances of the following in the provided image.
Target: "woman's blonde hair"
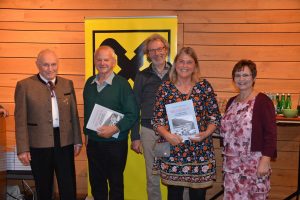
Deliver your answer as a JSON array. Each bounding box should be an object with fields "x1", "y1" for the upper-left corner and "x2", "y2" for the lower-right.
[{"x1": 170, "y1": 47, "x2": 201, "y2": 83}]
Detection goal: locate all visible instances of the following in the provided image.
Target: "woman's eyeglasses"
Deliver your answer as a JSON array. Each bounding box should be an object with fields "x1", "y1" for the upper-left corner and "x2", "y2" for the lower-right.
[{"x1": 234, "y1": 74, "x2": 252, "y2": 79}]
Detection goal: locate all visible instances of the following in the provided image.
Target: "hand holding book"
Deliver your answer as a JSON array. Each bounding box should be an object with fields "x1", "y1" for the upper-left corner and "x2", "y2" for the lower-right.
[
  {"x1": 189, "y1": 123, "x2": 217, "y2": 142},
  {"x1": 97, "y1": 125, "x2": 120, "y2": 138},
  {"x1": 189, "y1": 131, "x2": 206, "y2": 142},
  {"x1": 156, "y1": 125, "x2": 183, "y2": 146},
  {"x1": 86, "y1": 104, "x2": 124, "y2": 139},
  {"x1": 165, "y1": 131, "x2": 183, "y2": 146}
]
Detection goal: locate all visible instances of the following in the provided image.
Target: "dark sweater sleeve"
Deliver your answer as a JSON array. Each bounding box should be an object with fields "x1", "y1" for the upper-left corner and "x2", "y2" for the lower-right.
[
  {"x1": 83, "y1": 76, "x2": 94, "y2": 135},
  {"x1": 130, "y1": 72, "x2": 142, "y2": 141},
  {"x1": 116, "y1": 80, "x2": 139, "y2": 134},
  {"x1": 259, "y1": 95, "x2": 277, "y2": 158}
]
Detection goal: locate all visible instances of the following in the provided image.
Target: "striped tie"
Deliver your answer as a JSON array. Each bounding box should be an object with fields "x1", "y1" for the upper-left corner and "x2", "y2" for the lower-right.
[{"x1": 47, "y1": 81, "x2": 55, "y2": 97}]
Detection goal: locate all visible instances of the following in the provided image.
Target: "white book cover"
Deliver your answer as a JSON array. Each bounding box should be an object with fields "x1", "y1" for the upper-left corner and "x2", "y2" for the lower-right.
[
  {"x1": 165, "y1": 100, "x2": 199, "y2": 141},
  {"x1": 86, "y1": 104, "x2": 124, "y2": 138}
]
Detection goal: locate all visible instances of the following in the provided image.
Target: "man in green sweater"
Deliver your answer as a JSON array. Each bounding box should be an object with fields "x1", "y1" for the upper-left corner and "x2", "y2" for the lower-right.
[{"x1": 83, "y1": 45, "x2": 138, "y2": 200}]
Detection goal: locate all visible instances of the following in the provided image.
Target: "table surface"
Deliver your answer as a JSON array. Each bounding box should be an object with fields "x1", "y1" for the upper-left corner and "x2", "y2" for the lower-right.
[
  {"x1": 276, "y1": 115, "x2": 300, "y2": 124},
  {"x1": 6, "y1": 170, "x2": 33, "y2": 180}
]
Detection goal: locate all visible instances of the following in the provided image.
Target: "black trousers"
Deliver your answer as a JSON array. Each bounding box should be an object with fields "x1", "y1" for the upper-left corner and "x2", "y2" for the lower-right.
[
  {"x1": 87, "y1": 139, "x2": 128, "y2": 200},
  {"x1": 30, "y1": 128, "x2": 76, "y2": 200},
  {"x1": 167, "y1": 185, "x2": 207, "y2": 200}
]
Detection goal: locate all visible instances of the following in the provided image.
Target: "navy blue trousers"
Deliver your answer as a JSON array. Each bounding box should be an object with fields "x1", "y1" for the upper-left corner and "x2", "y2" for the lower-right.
[
  {"x1": 87, "y1": 139, "x2": 128, "y2": 200},
  {"x1": 30, "y1": 128, "x2": 76, "y2": 200}
]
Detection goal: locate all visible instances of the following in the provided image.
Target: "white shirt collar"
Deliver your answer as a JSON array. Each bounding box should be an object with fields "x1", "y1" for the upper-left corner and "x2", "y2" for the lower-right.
[
  {"x1": 39, "y1": 74, "x2": 56, "y2": 84},
  {"x1": 91, "y1": 72, "x2": 115, "y2": 86}
]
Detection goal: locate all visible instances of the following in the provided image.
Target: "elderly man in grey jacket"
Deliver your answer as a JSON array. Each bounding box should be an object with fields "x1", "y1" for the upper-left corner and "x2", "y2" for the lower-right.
[{"x1": 14, "y1": 49, "x2": 82, "y2": 200}]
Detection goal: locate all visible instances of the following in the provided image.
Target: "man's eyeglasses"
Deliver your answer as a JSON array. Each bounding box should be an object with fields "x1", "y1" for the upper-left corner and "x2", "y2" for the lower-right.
[
  {"x1": 148, "y1": 47, "x2": 165, "y2": 54},
  {"x1": 234, "y1": 74, "x2": 252, "y2": 79}
]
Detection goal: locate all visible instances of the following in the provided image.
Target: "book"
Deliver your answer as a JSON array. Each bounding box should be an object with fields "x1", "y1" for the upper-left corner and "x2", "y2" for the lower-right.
[
  {"x1": 165, "y1": 100, "x2": 199, "y2": 141},
  {"x1": 86, "y1": 104, "x2": 124, "y2": 138}
]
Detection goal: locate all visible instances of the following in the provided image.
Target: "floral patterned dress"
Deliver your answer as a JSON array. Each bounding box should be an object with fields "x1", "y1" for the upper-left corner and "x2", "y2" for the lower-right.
[
  {"x1": 152, "y1": 79, "x2": 221, "y2": 188},
  {"x1": 221, "y1": 97, "x2": 271, "y2": 200}
]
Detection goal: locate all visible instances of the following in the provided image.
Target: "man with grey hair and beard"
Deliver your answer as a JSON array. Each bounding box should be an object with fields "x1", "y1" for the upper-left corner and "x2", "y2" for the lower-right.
[{"x1": 131, "y1": 34, "x2": 172, "y2": 200}]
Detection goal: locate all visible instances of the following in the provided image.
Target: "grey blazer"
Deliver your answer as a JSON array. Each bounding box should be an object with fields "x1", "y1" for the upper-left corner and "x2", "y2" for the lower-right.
[{"x1": 14, "y1": 75, "x2": 82, "y2": 154}]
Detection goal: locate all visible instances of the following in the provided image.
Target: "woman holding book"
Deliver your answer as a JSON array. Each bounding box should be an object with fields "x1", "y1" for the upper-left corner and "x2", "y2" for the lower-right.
[{"x1": 152, "y1": 47, "x2": 221, "y2": 200}]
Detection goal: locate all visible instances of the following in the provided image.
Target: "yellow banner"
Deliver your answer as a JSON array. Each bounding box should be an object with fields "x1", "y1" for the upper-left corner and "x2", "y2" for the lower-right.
[{"x1": 84, "y1": 16, "x2": 177, "y2": 200}]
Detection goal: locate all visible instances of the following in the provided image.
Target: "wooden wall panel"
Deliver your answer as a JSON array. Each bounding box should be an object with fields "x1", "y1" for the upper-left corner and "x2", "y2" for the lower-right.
[
  {"x1": 185, "y1": 33, "x2": 300, "y2": 45},
  {"x1": 201, "y1": 61, "x2": 300, "y2": 79},
  {"x1": 185, "y1": 23, "x2": 300, "y2": 33},
  {"x1": 0, "y1": 58, "x2": 85, "y2": 75},
  {"x1": 2, "y1": 9, "x2": 300, "y2": 24},
  {"x1": 0, "y1": 22, "x2": 84, "y2": 31},
  {"x1": 272, "y1": 169, "x2": 298, "y2": 187},
  {"x1": 270, "y1": 186, "x2": 298, "y2": 200},
  {"x1": 1, "y1": 0, "x2": 300, "y2": 199},
  {"x1": 0, "y1": 30, "x2": 84, "y2": 43},
  {"x1": 0, "y1": 9, "x2": 176, "y2": 22},
  {"x1": 0, "y1": 118, "x2": 6, "y2": 200},
  {"x1": 191, "y1": 46, "x2": 300, "y2": 61},
  {"x1": 277, "y1": 126, "x2": 300, "y2": 141},
  {"x1": 0, "y1": 43, "x2": 84, "y2": 58},
  {"x1": 272, "y1": 151, "x2": 298, "y2": 169},
  {"x1": 0, "y1": 87, "x2": 14, "y2": 103},
  {"x1": 1, "y1": 0, "x2": 300, "y2": 10},
  {"x1": 178, "y1": 10, "x2": 300, "y2": 24}
]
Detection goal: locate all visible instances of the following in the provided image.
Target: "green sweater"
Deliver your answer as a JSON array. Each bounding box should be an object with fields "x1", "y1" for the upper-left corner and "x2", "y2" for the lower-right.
[{"x1": 83, "y1": 74, "x2": 138, "y2": 141}]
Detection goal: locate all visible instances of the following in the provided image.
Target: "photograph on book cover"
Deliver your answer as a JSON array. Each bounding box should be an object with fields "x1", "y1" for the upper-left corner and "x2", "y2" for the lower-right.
[{"x1": 166, "y1": 100, "x2": 199, "y2": 141}]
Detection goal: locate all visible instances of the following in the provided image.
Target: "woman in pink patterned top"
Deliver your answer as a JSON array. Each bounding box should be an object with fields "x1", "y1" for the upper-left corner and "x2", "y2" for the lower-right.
[{"x1": 221, "y1": 60, "x2": 277, "y2": 200}]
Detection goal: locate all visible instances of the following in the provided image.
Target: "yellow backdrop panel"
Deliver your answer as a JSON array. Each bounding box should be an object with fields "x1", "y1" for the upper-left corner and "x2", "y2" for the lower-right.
[{"x1": 84, "y1": 16, "x2": 177, "y2": 200}]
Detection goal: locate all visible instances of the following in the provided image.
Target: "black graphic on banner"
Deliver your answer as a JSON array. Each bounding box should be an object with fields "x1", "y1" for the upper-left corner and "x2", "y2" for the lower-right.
[{"x1": 100, "y1": 38, "x2": 145, "y2": 81}]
